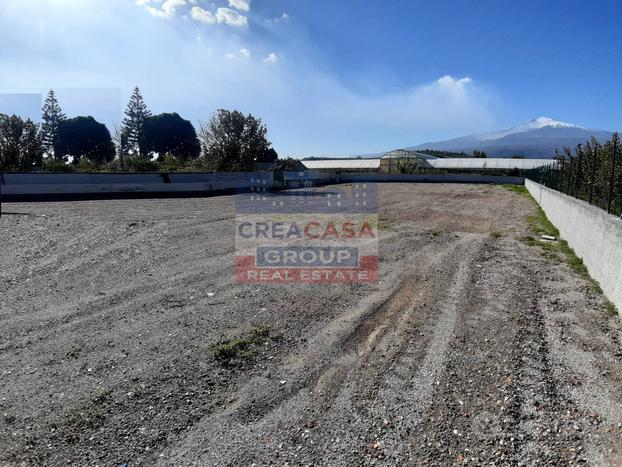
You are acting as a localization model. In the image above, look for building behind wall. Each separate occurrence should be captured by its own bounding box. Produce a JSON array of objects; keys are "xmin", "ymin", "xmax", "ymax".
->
[{"xmin": 301, "ymin": 149, "xmax": 555, "ymax": 176}]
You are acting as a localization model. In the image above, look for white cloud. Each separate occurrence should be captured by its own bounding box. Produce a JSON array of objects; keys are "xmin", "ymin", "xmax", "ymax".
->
[
  {"xmin": 0, "ymin": 1, "xmax": 498, "ymax": 156},
  {"xmin": 190, "ymin": 5, "xmax": 248, "ymax": 27},
  {"xmin": 191, "ymin": 6, "xmax": 216, "ymax": 24},
  {"xmin": 311, "ymin": 75, "xmax": 494, "ymax": 144},
  {"xmin": 215, "ymin": 7, "xmax": 248, "ymax": 27},
  {"xmin": 266, "ymin": 12, "xmax": 289, "ymax": 24},
  {"xmin": 436, "ymin": 75, "xmax": 471, "ymax": 90},
  {"xmin": 263, "ymin": 52, "xmax": 278, "ymax": 63},
  {"xmin": 225, "ymin": 49, "xmax": 251, "ymax": 60},
  {"xmin": 141, "ymin": 0, "xmax": 186, "ymax": 19},
  {"xmin": 228, "ymin": 0, "xmax": 251, "ymax": 12}
]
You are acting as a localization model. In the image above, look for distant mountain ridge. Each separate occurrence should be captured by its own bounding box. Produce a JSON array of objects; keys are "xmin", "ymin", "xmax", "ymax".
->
[{"xmin": 408, "ymin": 117, "xmax": 613, "ymax": 159}]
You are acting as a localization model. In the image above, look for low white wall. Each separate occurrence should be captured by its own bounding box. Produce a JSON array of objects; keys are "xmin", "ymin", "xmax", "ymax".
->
[
  {"xmin": 340, "ymin": 173, "xmax": 524, "ymax": 184},
  {"xmin": 525, "ymin": 179, "xmax": 622, "ymax": 311}
]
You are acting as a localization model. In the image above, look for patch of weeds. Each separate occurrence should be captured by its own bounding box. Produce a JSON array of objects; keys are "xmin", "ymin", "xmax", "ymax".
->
[
  {"xmin": 520, "ymin": 235, "xmax": 537, "ymax": 246},
  {"xmin": 605, "ymin": 300, "xmax": 618, "ymax": 317},
  {"xmin": 210, "ymin": 325, "xmax": 277, "ymax": 364},
  {"xmin": 63, "ymin": 407, "xmax": 107, "ymax": 443},
  {"xmin": 431, "ymin": 228, "xmax": 442, "ymax": 237},
  {"xmin": 248, "ymin": 324, "xmax": 272, "ymax": 341},
  {"xmin": 521, "ymin": 193, "xmax": 615, "ymax": 315},
  {"xmin": 92, "ymin": 388, "xmax": 113, "ymax": 405},
  {"xmin": 520, "ymin": 235, "xmax": 559, "ymax": 259},
  {"xmin": 541, "ymin": 250, "xmax": 561, "ymax": 262},
  {"xmin": 490, "ymin": 231, "xmax": 502, "ymax": 239},
  {"xmin": 377, "ymin": 217, "xmax": 395, "ymax": 231},
  {"xmin": 558, "ymin": 240, "xmax": 590, "ymax": 279},
  {"xmin": 526, "ymin": 206, "xmax": 559, "ymax": 238},
  {"xmin": 502, "ymin": 184, "xmax": 531, "ymax": 197}
]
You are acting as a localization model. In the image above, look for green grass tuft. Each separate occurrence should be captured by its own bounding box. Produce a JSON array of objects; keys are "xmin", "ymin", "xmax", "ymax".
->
[
  {"xmin": 210, "ymin": 325, "xmax": 277, "ymax": 363},
  {"xmin": 502, "ymin": 184, "xmax": 531, "ymax": 197},
  {"xmin": 526, "ymin": 207, "xmax": 560, "ymax": 238},
  {"xmin": 605, "ymin": 300, "xmax": 618, "ymax": 317},
  {"xmin": 377, "ymin": 217, "xmax": 395, "ymax": 231}
]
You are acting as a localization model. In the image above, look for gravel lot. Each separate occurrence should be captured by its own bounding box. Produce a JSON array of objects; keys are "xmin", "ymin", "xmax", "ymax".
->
[{"xmin": 1, "ymin": 183, "xmax": 621, "ymax": 466}]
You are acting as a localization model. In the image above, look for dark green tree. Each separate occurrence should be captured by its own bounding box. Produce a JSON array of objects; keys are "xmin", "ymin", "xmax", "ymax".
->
[
  {"xmin": 200, "ymin": 109, "xmax": 272, "ymax": 171},
  {"xmin": 56, "ymin": 116, "xmax": 115, "ymax": 164},
  {"xmin": 41, "ymin": 90, "xmax": 66, "ymax": 159},
  {"xmin": 256, "ymin": 147, "xmax": 279, "ymax": 164},
  {"xmin": 111, "ymin": 123, "xmax": 129, "ymax": 170},
  {"xmin": 0, "ymin": 114, "xmax": 43, "ymax": 171},
  {"xmin": 472, "ymin": 150, "xmax": 488, "ymax": 158},
  {"xmin": 0, "ymin": 114, "xmax": 22, "ymax": 170},
  {"xmin": 268, "ymin": 157, "xmax": 305, "ymax": 171},
  {"xmin": 19, "ymin": 119, "xmax": 44, "ymax": 169},
  {"xmin": 143, "ymin": 113, "xmax": 200, "ymax": 161},
  {"xmin": 122, "ymin": 87, "xmax": 151, "ymax": 158}
]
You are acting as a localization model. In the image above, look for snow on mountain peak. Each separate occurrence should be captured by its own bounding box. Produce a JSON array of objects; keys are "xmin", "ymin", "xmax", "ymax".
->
[
  {"xmin": 527, "ymin": 117, "xmax": 583, "ymax": 130},
  {"xmin": 476, "ymin": 117, "xmax": 584, "ymax": 141}
]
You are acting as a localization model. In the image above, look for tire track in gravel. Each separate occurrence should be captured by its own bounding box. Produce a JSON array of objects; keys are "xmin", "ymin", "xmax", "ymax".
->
[
  {"xmin": 344, "ymin": 235, "xmax": 485, "ymax": 464},
  {"xmin": 156, "ymin": 235, "xmax": 485, "ymax": 466},
  {"xmin": 4, "ymin": 185, "xmax": 622, "ymax": 466},
  {"xmin": 406, "ymin": 231, "xmax": 615, "ymax": 466}
]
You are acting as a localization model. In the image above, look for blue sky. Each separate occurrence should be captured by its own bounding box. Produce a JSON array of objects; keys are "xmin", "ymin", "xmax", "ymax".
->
[{"xmin": 0, "ymin": 0, "xmax": 621, "ymax": 156}]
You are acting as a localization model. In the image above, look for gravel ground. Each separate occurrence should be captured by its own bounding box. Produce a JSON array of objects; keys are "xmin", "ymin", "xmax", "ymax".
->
[{"xmin": 1, "ymin": 183, "xmax": 621, "ymax": 466}]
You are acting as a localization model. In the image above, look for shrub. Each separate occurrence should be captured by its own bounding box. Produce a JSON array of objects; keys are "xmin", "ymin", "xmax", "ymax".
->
[
  {"xmin": 43, "ymin": 158, "xmax": 74, "ymax": 173},
  {"xmin": 125, "ymin": 156, "xmax": 159, "ymax": 172}
]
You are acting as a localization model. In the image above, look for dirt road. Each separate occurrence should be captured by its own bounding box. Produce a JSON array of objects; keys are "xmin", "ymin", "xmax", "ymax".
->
[{"xmin": 1, "ymin": 183, "xmax": 621, "ymax": 465}]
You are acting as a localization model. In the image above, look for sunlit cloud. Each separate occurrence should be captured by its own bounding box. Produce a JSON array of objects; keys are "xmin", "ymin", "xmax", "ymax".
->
[
  {"xmin": 263, "ymin": 52, "xmax": 278, "ymax": 64},
  {"xmin": 190, "ymin": 6, "xmax": 216, "ymax": 24},
  {"xmin": 188, "ymin": 5, "xmax": 247, "ymax": 27},
  {"xmin": 266, "ymin": 12, "xmax": 289, "ymax": 24},
  {"xmin": 138, "ymin": 0, "xmax": 186, "ymax": 19},
  {"xmin": 0, "ymin": 0, "xmax": 498, "ymax": 156},
  {"xmin": 228, "ymin": 0, "xmax": 251, "ymax": 12},
  {"xmin": 215, "ymin": 7, "xmax": 248, "ymax": 27}
]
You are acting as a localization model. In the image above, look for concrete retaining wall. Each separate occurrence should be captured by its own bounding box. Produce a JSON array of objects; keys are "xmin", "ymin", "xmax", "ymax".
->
[
  {"xmin": 0, "ymin": 172, "xmax": 274, "ymax": 200},
  {"xmin": 525, "ymin": 179, "xmax": 622, "ymax": 311},
  {"xmin": 0, "ymin": 172, "xmax": 525, "ymax": 201}
]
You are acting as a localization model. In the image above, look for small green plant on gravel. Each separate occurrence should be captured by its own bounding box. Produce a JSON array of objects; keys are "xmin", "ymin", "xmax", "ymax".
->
[
  {"xmin": 490, "ymin": 231, "xmax": 502, "ymax": 239},
  {"xmin": 210, "ymin": 325, "xmax": 277, "ymax": 363},
  {"xmin": 377, "ymin": 217, "xmax": 395, "ymax": 231},
  {"xmin": 431, "ymin": 228, "xmax": 442, "ymax": 237},
  {"xmin": 520, "ymin": 234, "xmax": 559, "ymax": 257},
  {"xmin": 605, "ymin": 300, "xmax": 618, "ymax": 317},
  {"xmin": 64, "ymin": 408, "xmax": 106, "ymax": 433},
  {"xmin": 502, "ymin": 184, "xmax": 531, "ymax": 197}
]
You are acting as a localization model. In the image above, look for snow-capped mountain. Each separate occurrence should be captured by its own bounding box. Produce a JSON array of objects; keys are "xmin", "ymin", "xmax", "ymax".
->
[
  {"xmin": 410, "ymin": 117, "xmax": 612, "ymax": 158},
  {"xmin": 475, "ymin": 117, "xmax": 584, "ymax": 141}
]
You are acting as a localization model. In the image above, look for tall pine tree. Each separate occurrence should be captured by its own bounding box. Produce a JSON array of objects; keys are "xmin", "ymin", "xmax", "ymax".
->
[
  {"xmin": 122, "ymin": 87, "xmax": 151, "ymax": 158},
  {"xmin": 41, "ymin": 90, "xmax": 66, "ymax": 159}
]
